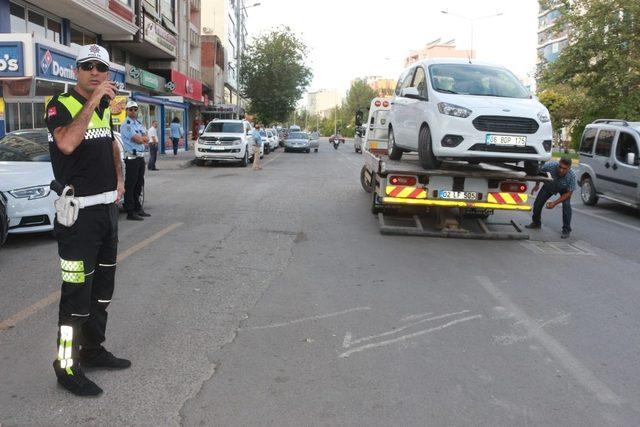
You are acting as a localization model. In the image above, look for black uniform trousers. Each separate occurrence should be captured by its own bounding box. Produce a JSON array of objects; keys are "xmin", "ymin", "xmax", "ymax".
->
[
  {"xmin": 148, "ymin": 144, "xmax": 158, "ymax": 170},
  {"xmin": 124, "ymin": 157, "xmax": 145, "ymax": 214},
  {"xmin": 54, "ymin": 203, "xmax": 118, "ymax": 369}
]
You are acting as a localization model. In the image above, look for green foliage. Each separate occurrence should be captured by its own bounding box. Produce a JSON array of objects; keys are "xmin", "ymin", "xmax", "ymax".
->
[
  {"xmin": 240, "ymin": 27, "xmax": 313, "ymax": 124},
  {"xmin": 538, "ymin": 0, "xmax": 640, "ymax": 147}
]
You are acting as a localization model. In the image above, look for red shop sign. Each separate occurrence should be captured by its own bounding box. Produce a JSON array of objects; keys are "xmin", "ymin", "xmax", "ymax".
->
[{"xmin": 170, "ymin": 70, "xmax": 202, "ymax": 101}]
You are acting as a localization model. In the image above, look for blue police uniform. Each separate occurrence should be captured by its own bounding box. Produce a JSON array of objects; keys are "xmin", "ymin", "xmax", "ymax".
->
[
  {"xmin": 121, "ymin": 118, "xmax": 146, "ymax": 154},
  {"xmin": 121, "ymin": 117, "xmax": 148, "ymax": 217}
]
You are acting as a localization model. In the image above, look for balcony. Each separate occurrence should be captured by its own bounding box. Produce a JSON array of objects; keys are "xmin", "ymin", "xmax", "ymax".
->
[
  {"xmin": 189, "ymin": 23, "xmax": 200, "ymax": 47},
  {"xmin": 190, "ymin": 0, "xmax": 200, "ymax": 12}
]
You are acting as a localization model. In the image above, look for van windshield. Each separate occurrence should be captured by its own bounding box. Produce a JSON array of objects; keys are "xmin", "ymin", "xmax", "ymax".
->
[
  {"xmin": 205, "ymin": 122, "xmax": 244, "ymax": 133},
  {"xmin": 429, "ymin": 64, "xmax": 530, "ymax": 99}
]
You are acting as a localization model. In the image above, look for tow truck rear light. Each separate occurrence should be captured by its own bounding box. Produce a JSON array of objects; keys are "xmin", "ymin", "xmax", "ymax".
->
[
  {"xmin": 389, "ymin": 175, "xmax": 417, "ymax": 186},
  {"xmin": 374, "ymin": 100, "xmax": 381, "ymax": 107},
  {"xmin": 382, "ymin": 100, "xmax": 389, "ymax": 107},
  {"xmin": 500, "ymin": 182, "xmax": 527, "ymax": 193}
]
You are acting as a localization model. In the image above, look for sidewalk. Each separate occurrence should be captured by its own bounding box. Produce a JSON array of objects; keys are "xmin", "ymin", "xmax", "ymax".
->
[{"xmin": 149, "ymin": 145, "xmax": 195, "ymax": 171}]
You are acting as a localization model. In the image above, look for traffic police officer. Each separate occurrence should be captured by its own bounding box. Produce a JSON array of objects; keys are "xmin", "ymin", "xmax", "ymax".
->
[
  {"xmin": 46, "ymin": 44, "xmax": 130, "ymax": 396},
  {"xmin": 120, "ymin": 100, "xmax": 151, "ymax": 220}
]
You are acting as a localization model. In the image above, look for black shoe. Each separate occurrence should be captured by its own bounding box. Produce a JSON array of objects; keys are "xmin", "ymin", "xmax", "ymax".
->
[
  {"xmin": 53, "ymin": 361, "xmax": 103, "ymax": 396},
  {"xmin": 136, "ymin": 210, "xmax": 151, "ymax": 217},
  {"xmin": 149, "ymin": 168, "xmax": 159, "ymax": 171},
  {"xmin": 80, "ymin": 347, "xmax": 132, "ymax": 370},
  {"xmin": 561, "ymin": 230, "xmax": 571, "ymax": 239},
  {"xmin": 126, "ymin": 213, "xmax": 144, "ymax": 221},
  {"xmin": 525, "ymin": 222, "xmax": 541, "ymax": 229}
]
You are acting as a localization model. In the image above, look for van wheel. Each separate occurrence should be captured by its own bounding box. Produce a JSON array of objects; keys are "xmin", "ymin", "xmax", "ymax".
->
[
  {"xmin": 388, "ymin": 127, "xmax": 403, "ymax": 160},
  {"xmin": 580, "ymin": 177, "xmax": 598, "ymax": 205},
  {"xmin": 194, "ymin": 158, "xmax": 204, "ymax": 166},
  {"xmin": 360, "ymin": 165, "xmax": 373, "ymax": 193},
  {"xmin": 418, "ymin": 125, "xmax": 440, "ymax": 169},
  {"xmin": 524, "ymin": 161, "xmax": 540, "ymax": 176}
]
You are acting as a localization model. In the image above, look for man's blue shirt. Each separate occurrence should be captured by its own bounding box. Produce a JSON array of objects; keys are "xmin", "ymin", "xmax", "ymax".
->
[
  {"xmin": 541, "ymin": 161, "xmax": 577, "ymax": 193},
  {"xmin": 251, "ymin": 129, "xmax": 262, "ymax": 146},
  {"xmin": 121, "ymin": 118, "xmax": 146, "ymax": 153}
]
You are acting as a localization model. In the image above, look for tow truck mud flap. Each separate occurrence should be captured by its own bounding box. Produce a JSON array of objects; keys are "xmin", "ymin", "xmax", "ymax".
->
[{"xmin": 377, "ymin": 210, "xmax": 529, "ymax": 240}]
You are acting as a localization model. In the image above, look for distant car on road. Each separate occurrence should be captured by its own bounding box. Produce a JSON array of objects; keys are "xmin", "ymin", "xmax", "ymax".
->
[
  {"xmin": 0, "ymin": 129, "xmax": 56, "ymax": 234},
  {"xmin": 284, "ymin": 131, "xmax": 311, "ymax": 153},
  {"xmin": 195, "ymin": 119, "xmax": 260, "ymax": 166},
  {"xmin": 577, "ymin": 119, "xmax": 640, "ymax": 209},
  {"xmin": 329, "ymin": 134, "xmax": 345, "ymax": 144}
]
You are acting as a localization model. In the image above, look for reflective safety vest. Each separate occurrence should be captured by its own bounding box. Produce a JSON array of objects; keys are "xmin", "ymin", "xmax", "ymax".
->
[{"xmin": 47, "ymin": 94, "xmax": 112, "ymax": 142}]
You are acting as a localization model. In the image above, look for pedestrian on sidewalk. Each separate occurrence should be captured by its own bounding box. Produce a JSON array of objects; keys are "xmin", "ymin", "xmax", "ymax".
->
[
  {"xmin": 45, "ymin": 44, "xmax": 130, "ymax": 397},
  {"xmin": 251, "ymin": 123, "xmax": 263, "ymax": 170},
  {"xmin": 121, "ymin": 100, "xmax": 151, "ymax": 221},
  {"xmin": 526, "ymin": 157, "xmax": 576, "ymax": 239},
  {"xmin": 170, "ymin": 117, "xmax": 184, "ymax": 156},
  {"xmin": 147, "ymin": 120, "xmax": 159, "ymax": 171}
]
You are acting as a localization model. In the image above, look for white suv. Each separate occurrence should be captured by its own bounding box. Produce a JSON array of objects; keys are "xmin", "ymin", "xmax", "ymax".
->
[
  {"xmin": 388, "ymin": 59, "xmax": 552, "ymax": 175},
  {"xmin": 195, "ymin": 119, "xmax": 254, "ymax": 166}
]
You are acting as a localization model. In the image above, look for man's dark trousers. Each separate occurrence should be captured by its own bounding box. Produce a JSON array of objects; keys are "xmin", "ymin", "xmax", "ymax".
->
[
  {"xmin": 54, "ymin": 204, "xmax": 118, "ymax": 367},
  {"xmin": 124, "ymin": 157, "xmax": 145, "ymax": 213},
  {"xmin": 531, "ymin": 183, "xmax": 572, "ymax": 233},
  {"xmin": 148, "ymin": 144, "xmax": 158, "ymax": 170}
]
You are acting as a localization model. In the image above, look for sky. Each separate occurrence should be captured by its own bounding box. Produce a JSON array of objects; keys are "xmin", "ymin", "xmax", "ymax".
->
[{"xmin": 245, "ymin": 0, "xmax": 540, "ymax": 98}]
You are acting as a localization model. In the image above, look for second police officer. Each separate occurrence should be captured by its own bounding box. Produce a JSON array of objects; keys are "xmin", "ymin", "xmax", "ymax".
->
[{"xmin": 120, "ymin": 100, "xmax": 151, "ymax": 221}]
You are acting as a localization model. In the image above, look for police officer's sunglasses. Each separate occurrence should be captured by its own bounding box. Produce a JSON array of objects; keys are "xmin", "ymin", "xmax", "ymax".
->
[
  {"xmin": 128, "ymin": 107, "xmax": 138, "ymax": 111},
  {"xmin": 77, "ymin": 61, "xmax": 109, "ymax": 73}
]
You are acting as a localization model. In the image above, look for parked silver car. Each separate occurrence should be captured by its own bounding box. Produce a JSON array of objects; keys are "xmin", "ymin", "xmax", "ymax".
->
[
  {"xmin": 284, "ymin": 132, "xmax": 311, "ymax": 153},
  {"xmin": 577, "ymin": 119, "xmax": 640, "ymax": 209}
]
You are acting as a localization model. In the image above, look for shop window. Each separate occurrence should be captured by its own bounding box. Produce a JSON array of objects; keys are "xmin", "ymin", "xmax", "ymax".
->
[
  {"xmin": 27, "ymin": 10, "xmax": 46, "ymax": 38},
  {"xmin": 19, "ymin": 103, "xmax": 33, "ymax": 130},
  {"xmin": 35, "ymin": 80, "xmax": 65, "ymax": 96},
  {"xmin": 47, "ymin": 19, "xmax": 62, "ymax": 43},
  {"xmin": 6, "ymin": 103, "xmax": 19, "ymax": 132},
  {"xmin": 10, "ymin": 2, "xmax": 26, "ymax": 32},
  {"xmin": 33, "ymin": 104, "xmax": 46, "ymax": 128}
]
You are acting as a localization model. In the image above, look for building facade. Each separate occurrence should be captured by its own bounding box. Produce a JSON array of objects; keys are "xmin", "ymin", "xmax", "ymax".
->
[
  {"xmin": 404, "ymin": 39, "xmax": 474, "ymax": 67},
  {"xmin": 307, "ymin": 89, "xmax": 342, "ymax": 118},
  {"xmin": 0, "ymin": 0, "xmax": 206, "ymax": 152},
  {"xmin": 537, "ymin": 1, "xmax": 568, "ymax": 66}
]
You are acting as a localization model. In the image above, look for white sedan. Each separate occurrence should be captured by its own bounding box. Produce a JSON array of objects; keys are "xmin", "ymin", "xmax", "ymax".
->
[{"xmin": 0, "ymin": 129, "xmax": 56, "ymax": 234}]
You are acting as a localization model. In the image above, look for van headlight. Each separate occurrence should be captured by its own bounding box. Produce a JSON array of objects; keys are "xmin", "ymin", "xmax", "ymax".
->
[
  {"xmin": 438, "ymin": 102, "xmax": 472, "ymax": 118},
  {"xmin": 538, "ymin": 110, "xmax": 551, "ymax": 123},
  {"xmin": 9, "ymin": 185, "xmax": 51, "ymax": 200}
]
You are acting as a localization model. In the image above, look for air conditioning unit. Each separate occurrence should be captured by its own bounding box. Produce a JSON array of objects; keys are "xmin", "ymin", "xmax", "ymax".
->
[{"xmin": 203, "ymin": 27, "xmax": 213, "ymax": 34}]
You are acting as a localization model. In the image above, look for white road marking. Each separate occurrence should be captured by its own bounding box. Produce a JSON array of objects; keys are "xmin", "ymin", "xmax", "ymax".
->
[
  {"xmin": 573, "ymin": 207, "xmax": 640, "ymax": 233},
  {"xmin": 476, "ymin": 276, "xmax": 623, "ymax": 407},
  {"xmin": 248, "ymin": 307, "xmax": 371, "ymax": 330},
  {"xmin": 343, "ymin": 310, "xmax": 471, "ymax": 348},
  {"xmin": 339, "ymin": 315, "xmax": 482, "ymax": 358},
  {"xmin": 400, "ymin": 312, "xmax": 433, "ymax": 322}
]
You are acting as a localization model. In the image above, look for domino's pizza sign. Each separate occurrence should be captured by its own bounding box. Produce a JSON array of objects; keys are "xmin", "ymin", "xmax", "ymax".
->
[
  {"xmin": 36, "ymin": 44, "xmax": 76, "ymax": 82},
  {"xmin": 0, "ymin": 42, "xmax": 24, "ymax": 77}
]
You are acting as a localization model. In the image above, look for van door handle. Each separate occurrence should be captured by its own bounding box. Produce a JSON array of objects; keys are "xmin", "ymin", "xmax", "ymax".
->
[
  {"xmin": 605, "ymin": 162, "xmax": 610, "ymax": 168},
  {"xmin": 612, "ymin": 163, "xmax": 618, "ymax": 170}
]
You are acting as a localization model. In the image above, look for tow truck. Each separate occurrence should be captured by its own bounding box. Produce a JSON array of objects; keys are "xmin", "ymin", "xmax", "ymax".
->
[{"xmin": 357, "ymin": 98, "xmax": 551, "ymax": 239}]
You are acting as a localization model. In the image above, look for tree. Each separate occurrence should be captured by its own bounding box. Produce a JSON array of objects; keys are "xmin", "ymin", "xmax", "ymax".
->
[
  {"xmin": 538, "ymin": 0, "xmax": 640, "ymax": 147},
  {"xmin": 537, "ymin": 85, "xmax": 588, "ymax": 149},
  {"xmin": 240, "ymin": 27, "xmax": 312, "ymax": 124}
]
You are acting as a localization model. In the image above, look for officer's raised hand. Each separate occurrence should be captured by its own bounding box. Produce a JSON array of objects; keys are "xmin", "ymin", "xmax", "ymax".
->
[{"xmin": 88, "ymin": 81, "xmax": 118, "ymax": 108}]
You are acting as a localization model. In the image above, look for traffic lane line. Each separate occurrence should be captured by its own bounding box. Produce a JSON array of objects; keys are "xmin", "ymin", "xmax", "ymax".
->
[
  {"xmin": 573, "ymin": 207, "xmax": 640, "ymax": 233},
  {"xmin": 476, "ymin": 275, "xmax": 624, "ymax": 407},
  {"xmin": 0, "ymin": 222, "xmax": 183, "ymax": 332}
]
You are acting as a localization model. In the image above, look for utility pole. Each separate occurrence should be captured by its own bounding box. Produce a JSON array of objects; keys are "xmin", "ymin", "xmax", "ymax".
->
[
  {"xmin": 334, "ymin": 107, "xmax": 337, "ymax": 135},
  {"xmin": 235, "ymin": 0, "xmax": 242, "ymax": 119}
]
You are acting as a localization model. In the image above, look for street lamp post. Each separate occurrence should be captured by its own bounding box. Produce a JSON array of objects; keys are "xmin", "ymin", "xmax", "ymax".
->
[
  {"xmin": 235, "ymin": 1, "xmax": 261, "ymax": 120},
  {"xmin": 440, "ymin": 10, "xmax": 503, "ymax": 61}
]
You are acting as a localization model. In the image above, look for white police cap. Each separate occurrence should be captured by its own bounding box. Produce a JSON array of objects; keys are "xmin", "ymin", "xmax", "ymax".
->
[{"xmin": 76, "ymin": 44, "xmax": 110, "ymax": 66}]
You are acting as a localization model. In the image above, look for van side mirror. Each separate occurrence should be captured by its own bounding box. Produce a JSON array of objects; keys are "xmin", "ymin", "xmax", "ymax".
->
[
  {"xmin": 628, "ymin": 152, "xmax": 637, "ymax": 166},
  {"xmin": 401, "ymin": 86, "xmax": 425, "ymax": 100}
]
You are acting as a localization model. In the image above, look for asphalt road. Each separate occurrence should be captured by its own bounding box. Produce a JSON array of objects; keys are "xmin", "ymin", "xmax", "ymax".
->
[{"xmin": 1, "ymin": 138, "xmax": 640, "ymax": 426}]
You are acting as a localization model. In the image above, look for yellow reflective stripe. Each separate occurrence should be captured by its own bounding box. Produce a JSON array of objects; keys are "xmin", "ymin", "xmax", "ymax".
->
[
  {"xmin": 56, "ymin": 94, "xmax": 111, "ymax": 128},
  {"xmin": 397, "ymin": 187, "xmax": 414, "ymax": 198},
  {"xmin": 58, "ymin": 326, "xmax": 74, "ymax": 375},
  {"xmin": 60, "ymin": 259, "xmax": 84, "ymax": 272},
  {"xmin": 61, "ymin": 271, "xmax": 84, "ymax": 283},
  {"xmin": 382, "ymin": 197, "xmax": 532, "ymax": 211}
]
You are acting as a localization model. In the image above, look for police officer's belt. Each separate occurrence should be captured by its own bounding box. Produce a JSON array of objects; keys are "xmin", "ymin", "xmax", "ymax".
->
[
  {"xmin": 76, "ymin": 190, "xmax": 118, "ymax": 208},
  {"xmin": 125, "ymin": 151, "xmax": 145, "ymax": 159}
]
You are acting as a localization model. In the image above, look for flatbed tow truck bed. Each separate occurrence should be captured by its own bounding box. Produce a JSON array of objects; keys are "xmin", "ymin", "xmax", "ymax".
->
[{"xmin": 360, "ymin": 151, "xmax": 552, "ymax": 240}]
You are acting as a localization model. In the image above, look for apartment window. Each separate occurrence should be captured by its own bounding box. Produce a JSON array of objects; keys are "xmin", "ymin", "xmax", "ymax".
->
[
  {"xmin": 27, "ymin": 10, "xmax": 46, "ymax": 38},
  {"xmin": 47, "ymin": 19, "xmax": 61, "ymax": 43},
  {"xmin": 161, "ymin": 0, "xmax": 175, "ymax": 24},
  {"xmin": 9, "ymin": 3, "xmax": 26, "ymax": 32},
  {"xmin": 70, "ymin": 26, "xmax": 98, "ymax": 49},
  {"xmin": 116, "ymin": 0, "xmax": 132, "ymax": 5}
]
